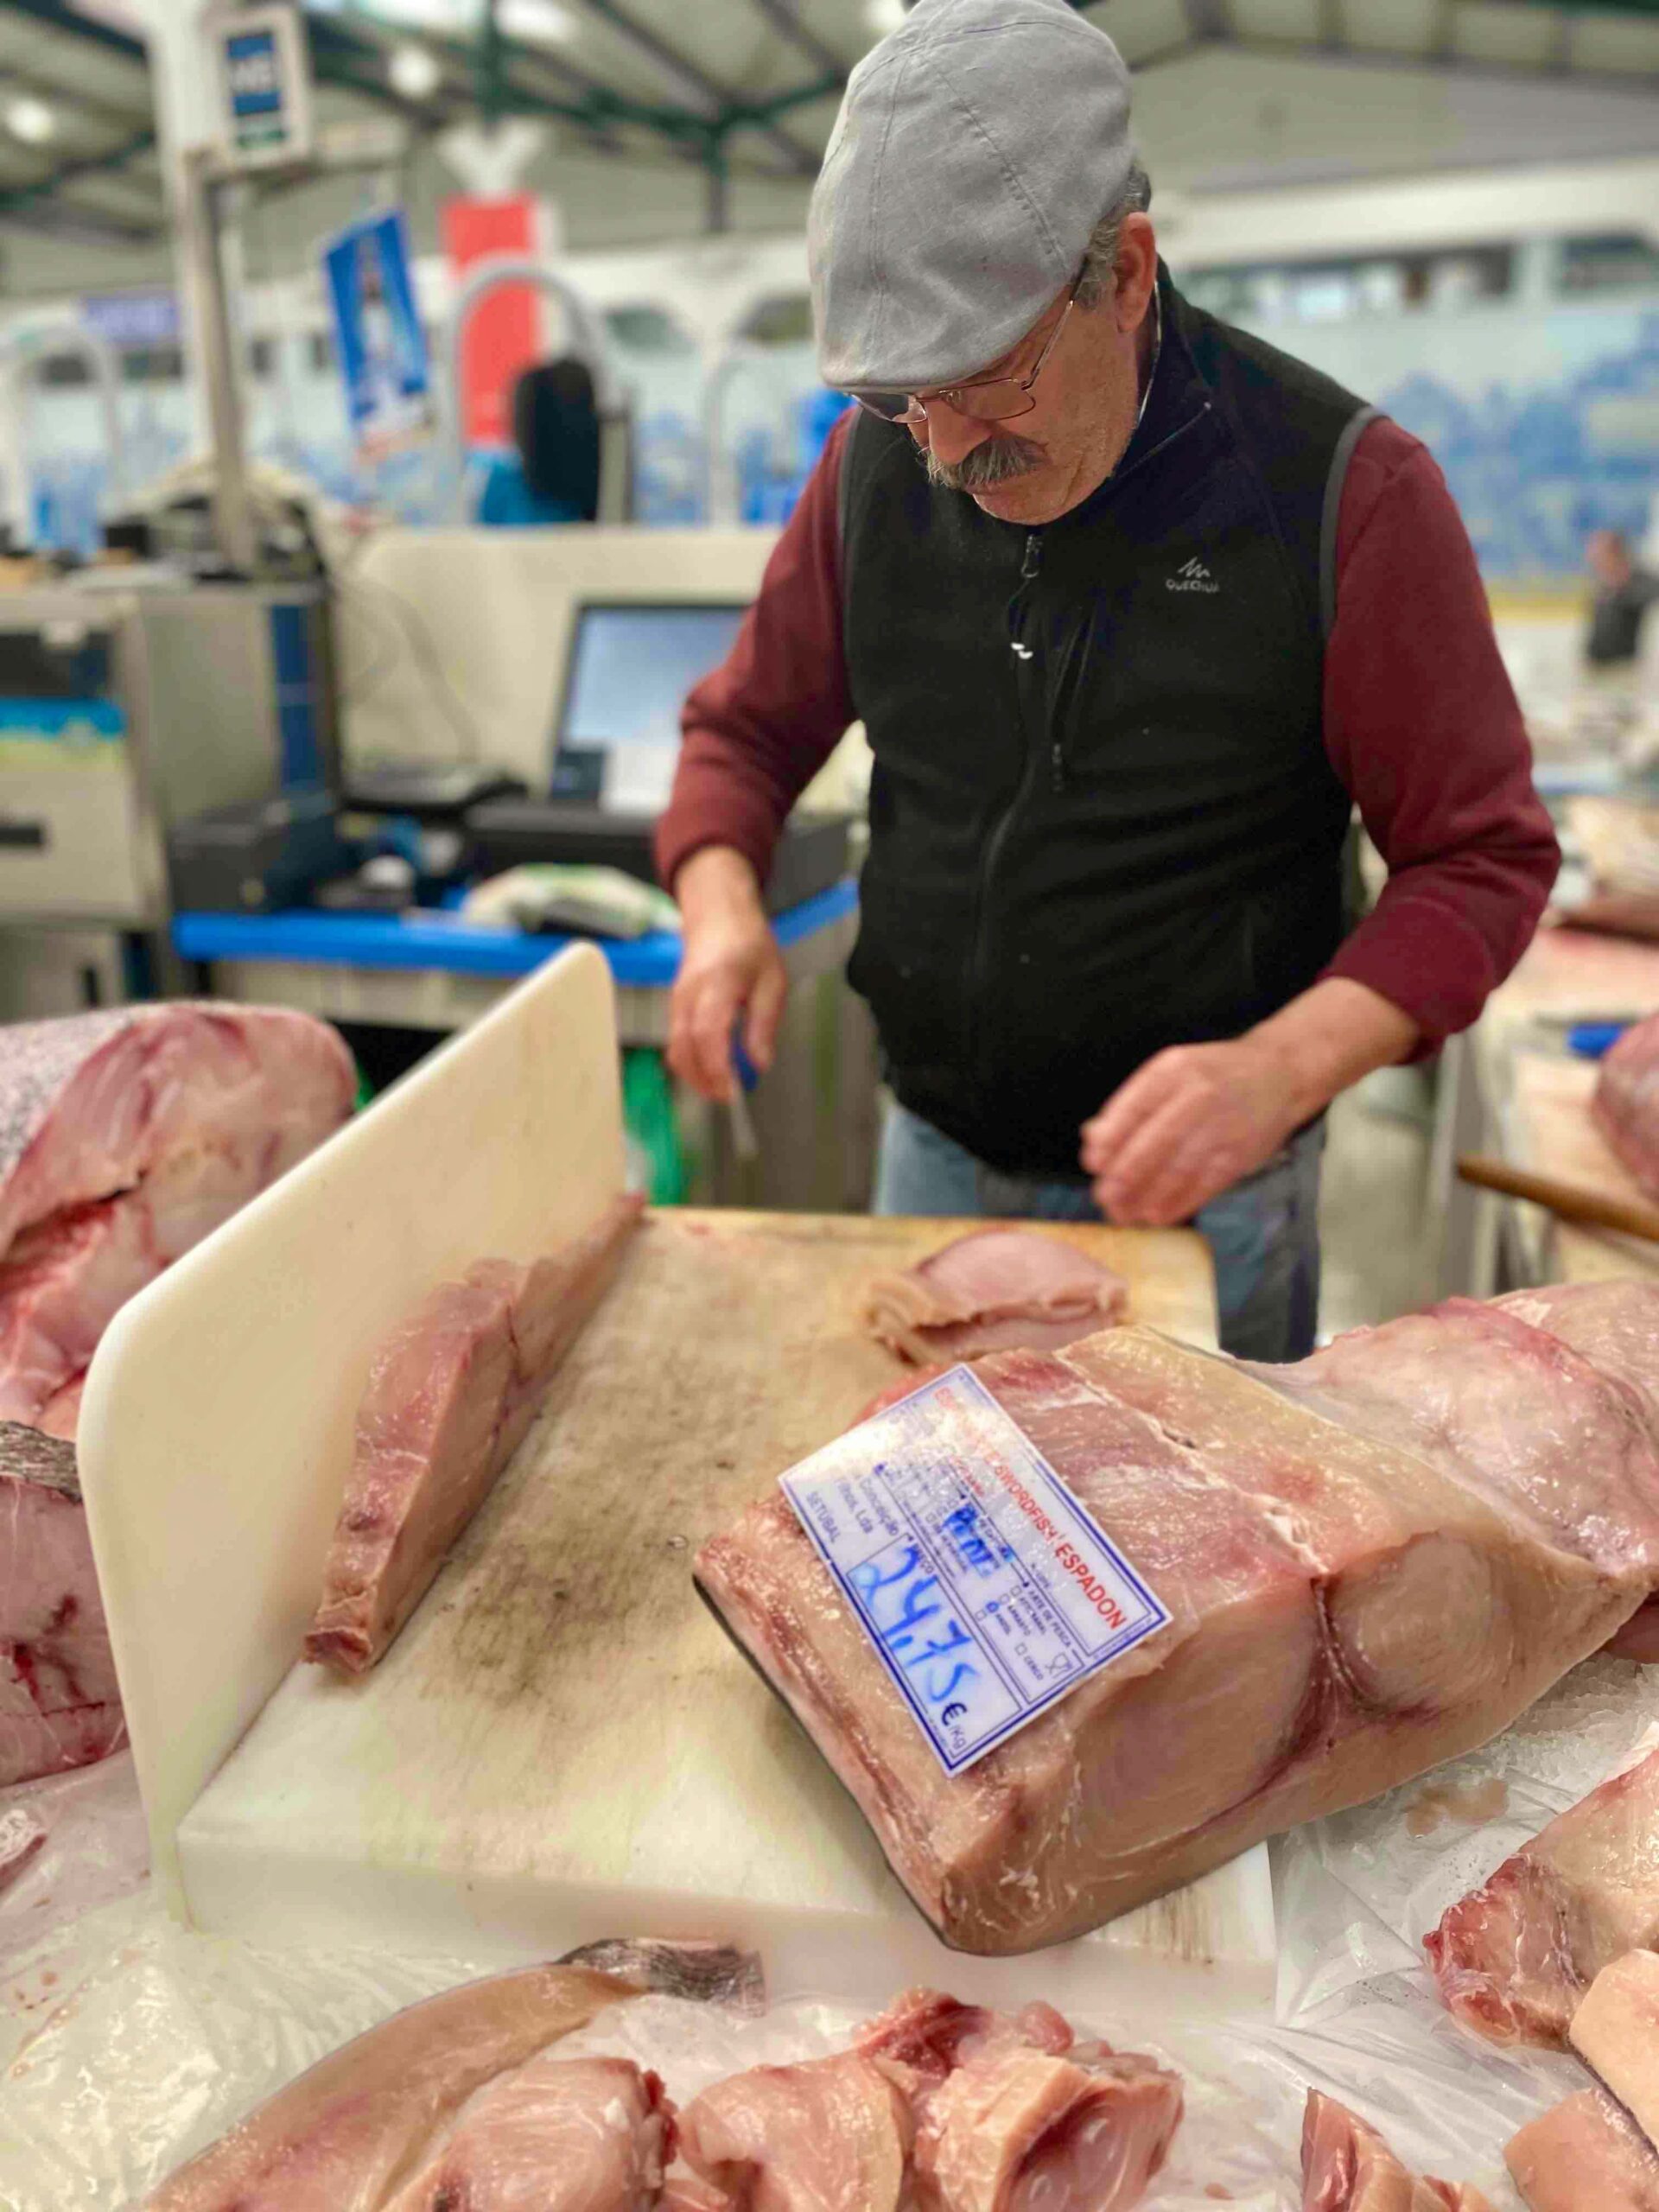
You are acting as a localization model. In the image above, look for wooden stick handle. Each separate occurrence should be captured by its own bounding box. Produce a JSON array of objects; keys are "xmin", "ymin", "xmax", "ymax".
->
[{"xmin": 1456, "ymin": 1154, "xmax": 1659, "ymax": 1246}]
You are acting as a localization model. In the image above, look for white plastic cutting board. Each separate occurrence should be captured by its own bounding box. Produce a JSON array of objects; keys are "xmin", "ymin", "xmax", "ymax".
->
[{"xmin": 77, "ymin": 942, "xmax": 627, "ymax": 1917}]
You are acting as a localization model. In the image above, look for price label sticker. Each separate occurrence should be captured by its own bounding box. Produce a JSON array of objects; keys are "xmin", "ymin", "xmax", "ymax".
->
[{"xmin": 779, "ymin": 1363, "xmax": 1171, "ymax": 1777}]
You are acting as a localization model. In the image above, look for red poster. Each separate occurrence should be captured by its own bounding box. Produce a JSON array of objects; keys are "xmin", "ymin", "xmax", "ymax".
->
[{"xmin": 440, "ymin": 195, "xmax": 550, "ymax": 447}]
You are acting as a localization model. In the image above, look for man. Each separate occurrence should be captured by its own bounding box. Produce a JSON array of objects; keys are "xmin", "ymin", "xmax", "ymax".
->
[
  {"xmin": 656, "ymin": 0, "xmax": 1558, "ymax": 1360},
  {"xmin": 1585, "ymin": 527, "xmax": 1659, "ymax": 671}
]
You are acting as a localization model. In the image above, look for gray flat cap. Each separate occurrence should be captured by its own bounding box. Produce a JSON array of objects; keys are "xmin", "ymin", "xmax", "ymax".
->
[{"xmin": 810, "ymin": 0, "xmax": 1135, "ymax": 393}]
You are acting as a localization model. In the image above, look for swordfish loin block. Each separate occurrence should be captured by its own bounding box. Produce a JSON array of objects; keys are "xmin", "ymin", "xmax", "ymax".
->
[
  {"xmin": 1506, "ymin": 2089, "xmax": 1659, "ymax": 2211},
  {"xmin": 1571, "ymin": 1948, "xmax": 1659, "ymax": 2150},
  {"xmin": 1595, "ymin": 1013, "xmax": 1659, "ymax": 1203},
  {"xmin": 306, "ymin": 1192, "xmax": 645, "ymax": 1675},
  {"xmin": 696, "ymin": 1288, "xmax": 1659, "ymax": 1955},
  {"xmin": 0, "ymin": 1419, "xmax": 124, "ymax": 1788}
]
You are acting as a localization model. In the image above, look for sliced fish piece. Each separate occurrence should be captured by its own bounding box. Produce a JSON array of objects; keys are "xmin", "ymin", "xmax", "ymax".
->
[
  {"xmin": 1571, "ymin": 1948, "xmax": 1659, "ymax": 2152},
  {"xmin": 305, "ymin": 1193, "xmax": 644, "ymax": 1675},
  {"xmin": 860, "ymin": 1229, "xmax": 1128, "ymax": 1366},
  {"xmin": 1300, "ymin": 2092, "xmax": 1494, "ymax": 2209},
  {"xmin": 1507, "ymin": 2088, "xmax": 1659, "ymax": 2210},
  {"xmin": 1426, "ymin": 1744, "xmax": 1659, "ymax": 2048},
  {"xmin": 382, "ymin": 2054, "xmax": 672, "ymax": 2212},
  {"xmin": 0, "ymin": 1419, "xmax": 123, "ymax": 1788},
  {"xmin": 678, "ymin": 2052, "xmax": 912, "ymax": 2212},
  {"xmin": 143, "ymin": 1945, "xmax": 747, "ymax": 2211},
  {"xmin": 914, "ymin": 2040, "xmax": 1181, "ymax": 2212}
]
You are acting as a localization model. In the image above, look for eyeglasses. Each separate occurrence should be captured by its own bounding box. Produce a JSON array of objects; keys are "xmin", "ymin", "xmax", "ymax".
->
[{"xmin": 852, "ymin": 285, "xmax": 1078, "ymax": 427}]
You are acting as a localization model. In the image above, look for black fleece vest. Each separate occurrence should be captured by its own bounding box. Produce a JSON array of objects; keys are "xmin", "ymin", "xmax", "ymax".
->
[{"xmin": 839, "ymin": 272, "xmax": 1376, "ymax": 1176}]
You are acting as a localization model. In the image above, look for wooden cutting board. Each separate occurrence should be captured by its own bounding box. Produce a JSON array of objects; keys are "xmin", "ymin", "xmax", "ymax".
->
[
  {"xmin": 1509, "ymin": 1052, "xmax": 1659, "ymax": 1283},
  {"xmin": 175, "ymin": 1209, "xmax": 1274, "ymax": 2013}
]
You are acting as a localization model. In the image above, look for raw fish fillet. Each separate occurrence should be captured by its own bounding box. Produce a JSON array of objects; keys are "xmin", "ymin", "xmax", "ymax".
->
[
  {"xmin": 1506, "ymin": 2088, "xmax": 1659, "ymax": 2210},
  {"xmin": 1300, "ymin": 2092, "xmax": 1493, "ymax": 2209},
  {"xmin": 0, "ymin": 1419, "xmax": 123, "ymax": 1787},
  {"xmin": 144, "ymin": 1942, "xmax": 757, "ymax": 2211},
  {"xmin": 677, "ymin": 2053, "xmax": 913, "ymax": 2212},
  {"xmin": 306, "ymin": 1193, "xmax": 645, "ymax": 1675},
  {"xmin": 861, "ymin": 1229, "xmax": 1128, "ymax": 1365},
  {"xmin": 0, "ymin": 1004, "xmax": 353, "ymax": 1433},
  {"xmin": 1571, "ymin": 1947, "xmax": 1659, "ymax": 2149},
  {"xmin": 383, "ymin": 2055, "xmax": 672, "ymax": 2211},
  {"xmin": 913, "ymin": 2040, "xmax": 1182, "ymax": 2212},
  {"xmin": 1425, "ymin": 1743, "xmax": 1659, "ymax": 2048},
  {"xmin": 698, "ymin": 1287, "xmax": 1659, "ymax": 1952},
  {"xmin": 1596, "ymin": 1012, "xmax": 1659, "ymax": 1200}
]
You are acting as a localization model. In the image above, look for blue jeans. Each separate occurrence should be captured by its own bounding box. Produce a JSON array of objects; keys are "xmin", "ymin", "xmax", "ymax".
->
[{"xmin": 873, "ymin": 1101, "xmax": 1324, "ymax": 1362}]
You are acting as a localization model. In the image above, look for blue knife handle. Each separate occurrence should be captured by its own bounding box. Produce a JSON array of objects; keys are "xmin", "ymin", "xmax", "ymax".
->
[{"xmin": 1567, "ymin": 1022, "xmax": 1629, "ymax": 1060}]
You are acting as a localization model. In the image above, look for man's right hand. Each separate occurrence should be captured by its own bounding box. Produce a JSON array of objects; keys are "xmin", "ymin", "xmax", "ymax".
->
[{"xmin": 667, "ymin": 847, "xmax": 789, "ymax": 1103}]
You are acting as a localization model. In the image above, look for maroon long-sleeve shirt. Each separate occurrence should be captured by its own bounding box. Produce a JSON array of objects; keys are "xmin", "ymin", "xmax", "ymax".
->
[{"xmin": 658, "ymin": 410, "xmax": 1558, "ymax": 1052}]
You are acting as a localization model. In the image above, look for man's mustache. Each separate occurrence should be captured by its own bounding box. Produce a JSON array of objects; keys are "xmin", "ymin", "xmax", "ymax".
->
[{"xmin": 924, "ymin": 432, "xmax": 1045, "ymax": 493}]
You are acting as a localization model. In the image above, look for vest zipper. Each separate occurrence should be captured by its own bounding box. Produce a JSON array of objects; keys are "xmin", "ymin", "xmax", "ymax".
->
[
  {"xmin": 966, "ymin": 531, "xmax": 1046, "ymax": 1091},
  {"xmin": 1047, "ymin": 402, "xmax": 1215, "ymax": 795}
]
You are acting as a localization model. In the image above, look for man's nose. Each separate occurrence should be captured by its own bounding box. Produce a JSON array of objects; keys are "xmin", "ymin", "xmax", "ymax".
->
[{"xmin": 917, "ymin": 402, "xmax": 993, "ymax": 468}]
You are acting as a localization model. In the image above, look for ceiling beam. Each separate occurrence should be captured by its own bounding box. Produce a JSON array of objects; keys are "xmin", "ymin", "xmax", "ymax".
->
[
  {"xmin": 567, "ymin": 0, "xmax": 818, "ymax": 171},
  {"xmin": 0, "ymin": 118, "xmax": 157, "ymax": 238},
  {"xmin": 0, "ymin": 0, "xmax": 146, "ymax": 61},
  {"xmin": 747, "ymin": 0, "xmax": 849, "ymax": 82}
]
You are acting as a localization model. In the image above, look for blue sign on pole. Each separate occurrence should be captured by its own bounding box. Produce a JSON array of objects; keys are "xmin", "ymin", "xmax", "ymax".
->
[{"xmin": 322, "ymin": 208, "xmax": 433, "ymax": 461}]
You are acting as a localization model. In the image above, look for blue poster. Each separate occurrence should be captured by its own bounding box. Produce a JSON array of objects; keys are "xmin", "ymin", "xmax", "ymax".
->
[{"xmin": 322, "ymin": 209, "xmax": 432, "ymax": 459}]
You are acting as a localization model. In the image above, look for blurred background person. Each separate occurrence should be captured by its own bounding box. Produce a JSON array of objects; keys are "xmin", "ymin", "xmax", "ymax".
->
[{"xmin": 476, "ymin": 356, "xmax": 601, "ymax": 528}]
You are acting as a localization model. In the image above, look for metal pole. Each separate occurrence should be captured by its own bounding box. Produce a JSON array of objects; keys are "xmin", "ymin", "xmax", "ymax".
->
[
  {"xmin": 705, "ymin": 131, "xmax": 729, "ymax": 236},
  {"xmin": 180, "ymin": 144, "xmax": 260, "ymax": 575}
]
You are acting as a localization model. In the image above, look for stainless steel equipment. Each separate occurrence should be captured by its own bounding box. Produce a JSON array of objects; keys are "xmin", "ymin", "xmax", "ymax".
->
[{"xmin": 0, "ymin": 582, "xmax": 337, "ymax": 935}]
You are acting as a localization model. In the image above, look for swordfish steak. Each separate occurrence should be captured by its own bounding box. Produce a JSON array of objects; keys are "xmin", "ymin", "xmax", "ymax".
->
[
  {"xmin": 696, "ymin": 1284, "xmax": 1659, "ymax": 1955},
  {"xmin": 0, "ymin": 1418, "xmax": 123, "ymax": 1787}
]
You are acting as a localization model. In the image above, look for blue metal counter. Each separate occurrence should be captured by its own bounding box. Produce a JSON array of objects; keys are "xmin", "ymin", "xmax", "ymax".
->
[{"xmin": 174, "ymin": 879, "xmax": 859, "ymax": 987}]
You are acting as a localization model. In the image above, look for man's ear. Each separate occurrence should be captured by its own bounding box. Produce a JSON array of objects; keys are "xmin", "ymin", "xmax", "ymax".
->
[{"xmin": 1116, "ymin": 213, "xmax": 1159, "ymax": 334}]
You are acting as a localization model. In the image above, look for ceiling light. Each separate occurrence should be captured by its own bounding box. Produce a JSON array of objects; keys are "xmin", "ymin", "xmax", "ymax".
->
[
  {"xmin": 372, "ymin": 0, "xmax": 474, "ymax": 30},
  {"xmin": 863, "ymin": 0, "xmax": 906, "ymax": 35},
  {"xmin": 500, "ymin": 0, "xmax": 575, "ymax": 42},
  {"xmin": 4, "ymin": 97, "xmax": 57, "ymax": 146},
  {"xmin": 389, "ymin": 41, "xmax": 443, "ymax": 99}
]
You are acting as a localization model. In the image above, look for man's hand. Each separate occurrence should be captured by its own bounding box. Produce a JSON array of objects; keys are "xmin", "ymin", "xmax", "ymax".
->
[
  {"xmin": 1080, "ymin": 977, "xmax": 1420, "ymax": 1224},
  {"xmin": 667, "ymin": 847, "xmax": 788, "ymax": 1103}
]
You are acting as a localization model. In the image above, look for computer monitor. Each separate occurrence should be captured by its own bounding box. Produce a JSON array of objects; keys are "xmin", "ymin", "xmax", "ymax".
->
[{"xmin": 550, "ymin": 599, "xmax": 747, "ymax": 810}]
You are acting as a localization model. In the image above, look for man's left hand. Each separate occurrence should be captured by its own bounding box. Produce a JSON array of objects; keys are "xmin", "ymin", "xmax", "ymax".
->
[
  {"xmin": 1078, "ymin": 977, "xmax": 1421, "ymax": 1226},
  {"xmin": 1079, "ymin": 1037, "xmax": 1298, "ymax": 1226}
]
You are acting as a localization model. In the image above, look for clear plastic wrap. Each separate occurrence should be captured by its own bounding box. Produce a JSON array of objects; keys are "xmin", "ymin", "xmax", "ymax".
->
[
  {"xmin": 0, "ymin": 1749, "xmax": 149, "ymax": 1967},
  {"xmin": 6, "ymin": 1668, "xmax": 1657, "ymax": 2209}
]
